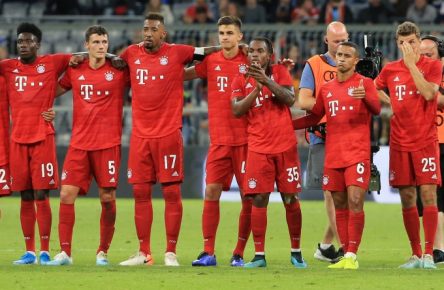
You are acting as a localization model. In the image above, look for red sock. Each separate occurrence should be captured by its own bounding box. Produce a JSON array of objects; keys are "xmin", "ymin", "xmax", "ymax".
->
[
  {"xmin": 422, "ymin": 205, "xmax": 438, "ymax": 255},
  {"xmin": 20, "ymin": 200, "xmax": 36, "ymax": 252},
  {"xmin": 347, "ymin": 211, "xmax": 365, "ymax": 254},
  {"xmin": 251, "ymin": 206, "xmax": 267, "ymax": 253},
  {"xmin": 284, "ymin": 200, "xmax": 302, "ymax": 249},
  {"xmin": 163, "ymin": 183, "xmax": 182, "ymax": 253},
  {"xmin": 335, "ymin": 208, "xmax": 349, "ymax": 252},
  {"xmin": 35, "ymin": 198, "xmax": 52, "ymax": 252},
  {"xmin": 133, "ymin": 183, "xmax": 153, "ymax": 256},
  {"xmin": 98, "ymin": 200, "xmax": 116, "ymax": 254},
  {"xmin": 59, "ymin": 203, "xmax": 75, "ymax": 256},
  {"xmin": 233, "ymin": 199, "xmax": 252, "ymax": 256},
  {"xmin": 202, "ymin": 200, "xmax": 219, "ymax": 255},
  {"xmin": 402, "ymin": 206, "xmax": 422, "ymax": 257}
]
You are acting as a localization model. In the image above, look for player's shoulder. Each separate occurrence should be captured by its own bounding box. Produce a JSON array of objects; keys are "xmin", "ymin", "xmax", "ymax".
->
[
  {"xmin": 420, "ymin": 55, "xmax": 441, "ymax": 67},
  {"xmin": 382, "ymin": 59, "xmax": 402, "ymax": 70}
]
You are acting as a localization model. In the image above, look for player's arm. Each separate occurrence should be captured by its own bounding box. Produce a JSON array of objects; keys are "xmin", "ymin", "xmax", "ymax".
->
[
  {"xmin": 359, "ymin": 79, "xmax": 382, "ymax": 115},
  {"xmin": 55, "ymin": 84, "xmax": 68, "ymax": 98},
  {"xmin": 292, "ymin": 95, "xmax": 324, "ymax": 129},
  {"xmin": 193, "ymin": 46, "xmax": 221, "ymax": 61},
  {"xmin": 298, "ymin": 63, "xmax": 316, "ymax": 110},
  {"xmin": 231, "ymin": 76, "xmax": 259, "ymax": 117},
  {"xmin": 41, "ymin": 108, "xmax": 55, "ymax": 122},
  {"xmin": 184, "ymin": 66, "xmax": 199, "ymax": 81}
]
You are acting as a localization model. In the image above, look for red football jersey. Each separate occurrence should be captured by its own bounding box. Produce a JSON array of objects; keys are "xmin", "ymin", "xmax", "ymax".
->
[
  {"xmin": 375, "ymin": 56, "xmax": 442, "ymax": 151},
  {"xmin": 0, "ymin": 76, "xmax": 8, "ymax": 166},
  {"xmin": 231, "ymin": 64, "xmax": 296, "ymax": 154},
  {"xmin": 121, "ymin": 42, "xmax": 194, "ymax": 138},
  {"xmin": 0, "ymin": 54, "xmax": 70, "ymax": 143},
  {"xmin": 59, "ymin": 60, "xmax": 129, "ymax": 150},
  {"xmin": 295, "ymin": 73, "xmax": 381, "ymax": 168},
  {"xmin": 195, "ymin": 51, "xmax": 248, "ymax": 146}
]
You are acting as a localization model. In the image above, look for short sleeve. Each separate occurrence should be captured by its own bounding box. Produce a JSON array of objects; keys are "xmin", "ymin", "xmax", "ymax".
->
[
  {"xmin": 174, "ymin": 44, "xmax": 195, "ymax": 65},
  {"xmin": 194, "ymin": 57, "xmax": 208, "ymax": 79},
  {"xmin": 231, "ymin": 76, "xmax": 245, "ymax": 100},
  {"xmin": 51, "ymin": 53, "xmax": 71, "ymax": 76},
  {"xmin": 59, "ymin": 67, "xmax": 72, "ymax": 90},
  {"xmin": 374, "ymin": 66, "xmax": 388, "ymax": 90},
  {"xmin": 299, "ymin": 63, "xmax": 315, "ymax": 90}
]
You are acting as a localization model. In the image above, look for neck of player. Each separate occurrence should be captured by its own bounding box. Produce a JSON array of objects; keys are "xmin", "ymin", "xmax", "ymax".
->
[
  {"xmin": 222, "ymin": 45, "xmax": 239, "ymax": 59},
  {"xmin": 337, "ymin": 69, "xmax": 355, "ymax": 82},
  {"xmin": 89, "ymin": 56, "xmax": 106, "ymax": 69}
]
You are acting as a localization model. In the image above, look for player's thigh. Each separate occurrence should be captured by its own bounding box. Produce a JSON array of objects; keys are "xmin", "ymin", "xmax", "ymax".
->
[
  {"xmin": 152, "ymin": 130, "xmax": 184, "ymax": 184},
  {"xmin": 244, "ymin": 150, "xmax": 275, "ymax": 194},
  {"xmin": 344, "ymin": 160, "xmax": 371, "ymax": 190},
  {"xmin": 275, "ymin": 144, "xmax": 302, "ymax": 194},
  {"xmin": 62, "ymin": 146, "xmax": 92, "ymax": 195},
  {"xmin": 90, "ymin": 145, "xmax": 121, "ymax": 190},
  {"xmin": 9, "ymin": 141, "xmax": 32, "ymax": 191},
  {"xmin": 29, "ymin": 135, "xmax": 59, "ymax": 190},
  {"xmin": 412, "ymin": 142, "xmax": 441, "ymax": 186},
  {"xmin": 322, "ymin": 167, "xmax": 346, "ymax": 193},
  {"xmin": 205, "ymin": 144, "xmax": 235, "ymax": 191},
  {"xmin": 389, "ymin": 148, "xmax": 415, "ymax": 187},
  {"xmin": 128, "ymin": 135, "xmax": 155, "ymax": 184},
  {"xmin": 232, "ymin": 144, "xmax": 248, "ymax": 194},
  {"xmin": 0, "ymin": 163, "xmax": 11, "ymax": 196}
]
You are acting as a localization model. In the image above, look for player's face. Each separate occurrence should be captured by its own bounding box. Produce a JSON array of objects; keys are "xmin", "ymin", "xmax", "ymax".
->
[
  {"xmin": 17, "ymin": 32, "xmax": 40, "ymax": 60},
  {"xmin": 85, "ymin": 33, "xmax": 109, "ymax": 60},
  {"xmin": 325, "ymin": 31, "xmax": 348, "ymax": 57},
  {"xmin": 143, "ymin": 19, "xmax": 166, "ymax": 52},
  {"xmin": 248, "ymin": 40, "xmax": 270, "ymax": 68},
  {"xmin": 218, "ymin": 24, "xmax": 242, "ymax": 50},
  {"xmin": 336, "ymin": 45, "xmax": 358, "ymax": 74},
  {"xmin": 419, "ymin": 39, "xmax": 440, "ymax": 60},
  {"xmin": 397, "ymin": 34, "xmax": 420, "ymax": 55}
]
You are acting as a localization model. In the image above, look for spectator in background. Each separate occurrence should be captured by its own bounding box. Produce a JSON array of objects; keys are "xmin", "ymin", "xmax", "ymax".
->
[
  {"xmin": 144, "ymin": 0, "xmax": 174, "ymax": 25},
  {"xmin": 45, "ymin": 0, "xmax": 80, "ymax": 15},
  {"xmin": 406, "ymin": 0, "xmax": 438, "ymax": 24},
  {"xmin": 274, "ymin": 0, "xmax": 293, "ymax": 23},
  {"xmin": 194, "ymin": 6, "xmax": 214, "ymax": 24},
  {"xmin": 388, "ymin": 0, "xmax": 410, "ymax": 21},
  {"xmin": 183, "ymin": 0, "xmax": 213, "ymax": 24},
  {"xmin": 227, "ymin": 2, "xmax": 241, "ymax": 19},
  {"xmin": 357, "ymin": 0, "xmax": 394, "ymax": 24},
  {"xmin": 244, "ymin": 0, "xmax": 267, "ymax": 23},
  {"xmin": 291, "ymin": 0, "xmax": 319, "ymax": 25},
  {"xmin": 213, "ymin": 0, "xmax": 230, "ymax": 19},
  {"xmin": 318, "ymin": 0, "xmax": 354, "ymax": 24}
]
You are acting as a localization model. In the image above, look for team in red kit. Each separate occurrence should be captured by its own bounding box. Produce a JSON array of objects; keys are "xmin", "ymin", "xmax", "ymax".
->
[{"xmin": 1, "ymin": 15, "xmax": 443, "ymax": 270}]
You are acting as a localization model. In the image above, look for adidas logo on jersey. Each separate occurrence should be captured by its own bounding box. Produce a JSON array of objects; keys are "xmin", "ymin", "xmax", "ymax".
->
[
  {"xmin": 432, "ymin": 173, "xmax": 437, "ymax": 180},
  {"xmin": 13, "ymin": 69, "xmax": 19, "ymax": 73},
  {"xmin": 2, "ymin": 184, "xmax": 9, "ymax": 190},
  {"xmin": 78, "ymin": 75, "xmax": 85, "ymax": 80},
  {"xmin": 49, "ymin": 179, "xmax": 55, "ymax": 185},
  {"xmin": 394, "ymin": 76, "xmax": 400, "ymax": 82},
  {"xmin": 326, "ymin": 92, "xmax": 332, "ymax": 98},
  {"xmin": 134, "ymin": 59, "xmax": 141, "ymax": 64},
  {"xmin": 245, "ymin": 83, "xmax": 253, "ymax": 89},
  {"xmin": 109, "ymin": 177, "xmax": 116, "ymax": 183},
  {"xmin": 172, "ymin": 171, "xmax": 179, "ymax": 177},
  {"xmin": 356, "ymin": 177, "xmax": 364, "ymax": 183},
  {"xmin": 297, "ymin": 183, "xmax": 301, "ymax": 189},
  {"xmin": 215, "ymin": 65, "xmax": 221, "ymax": 71}
]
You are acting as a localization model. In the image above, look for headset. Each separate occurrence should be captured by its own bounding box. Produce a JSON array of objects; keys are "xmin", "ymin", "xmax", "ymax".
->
[{"xmin": 421, "ymin": 35, "xmax": 444, "ymax": 58}]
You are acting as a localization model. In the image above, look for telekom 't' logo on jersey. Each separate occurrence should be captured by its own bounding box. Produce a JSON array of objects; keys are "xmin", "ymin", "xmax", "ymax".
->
[
  {"xmin": 328, "ymin": 100, "xmax": 339, "ymax": 116},
  {"xmin": 395, "ymin": 85, "xmax": 406, "ymax": 101},
  {"xmin": 15, "ymin": 76, "xmax": 27, "ymax": 91},
  {"xmin": 136, "ymin": 69, "xmax": 149, "ymax": 85},
  {"xmin": 80, "ymin": 84, "xmax": 94, "ymax": 100},
  {"xmin": 217, "ymin": 76, "xmax": 228, "ymax": 92}
]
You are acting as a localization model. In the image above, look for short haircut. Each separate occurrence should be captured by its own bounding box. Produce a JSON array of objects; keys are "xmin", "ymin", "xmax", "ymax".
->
[
  {"xmin": 338, "ymin": 41, "xmax": 360, "ymax": 57},
  {"xmin": 251, "ymin": 37, "xmax": 274, "ymax": 55},
  {"xmin": 217, "ymin": 16, "xmax": 242, "ymax": 30},
  {"xmin": 396, "ymin": 21, "xmax": 420, "ymax": 39},
  {"xmin": 145, "ymin": 12, "xmax": 165, "ymax": 24},
  {"xmin": 17, "ymin": 22, "xmax": 42, "ymax": 43},
  {"xmin": 85, "ymin": 25, "xmax": 108, "ymax": 42}
]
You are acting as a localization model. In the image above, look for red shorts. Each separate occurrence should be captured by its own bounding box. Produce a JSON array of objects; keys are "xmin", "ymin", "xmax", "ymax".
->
[
  {"xmin": 61, "ymin": 145, "xmax": 121, "ymax": 195},
  {"xmin": 244, "ymin": 144, "xmax": 302, "ymax": 194},
  {"xmin": 0, "ymin": 163, "xmax": 11, "ymax": 196},
  {"xmin": 390, "ymin": 143, "xmax": 441, "ymax": 187},
  {"xmin": 205, "ymin": 144, "xmax": 247, "ymax": 191},
  {"xmin": 10, "ymin": 135, "xmax": 59, "ymax": 191},
  {"xmin": 128, "ymin": 130, "xmax": 183, "ymax": 184},
  {"xmin": 322, "ymin": 160, "xmax": 371, "ymax": 192}
]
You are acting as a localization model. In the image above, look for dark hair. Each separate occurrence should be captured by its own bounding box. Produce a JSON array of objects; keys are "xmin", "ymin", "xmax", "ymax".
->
[
  {"xmin": 85, "ymin": 25, "xmax": 108, "ymax": 42},
  {"xmin": 17, "ymin": 22, "xmax": 42, "ymax": 43},
  {"xmin": 217, "ymin": 16, "xmax": 242, "ymax": 30},
  {"xmin": 396, "ymin": 21, "xmax": 420, "ymax": 39},
  {"xmin": 145, "ymin": 12, "xmax": 165, "ymax": 24},
  {"xmin": 250, "ymin": 37, "xmax": 274, "ymax": 76},
  {"xmin": 338, "ymin": 41, "xmax": 360, "ymax": 57}
]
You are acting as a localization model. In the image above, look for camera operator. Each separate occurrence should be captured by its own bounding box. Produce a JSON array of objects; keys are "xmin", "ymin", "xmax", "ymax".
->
[
  {"xmin": 416, "ymin": 35, "xmax": 444, "ymax": 264},
  {"xmin": 374, "ymin": 22, "xmax": 442, "ymax": 269},
  {"xmin": 298, "ymin": 21, "xmax": 348, "ymax": 262}
]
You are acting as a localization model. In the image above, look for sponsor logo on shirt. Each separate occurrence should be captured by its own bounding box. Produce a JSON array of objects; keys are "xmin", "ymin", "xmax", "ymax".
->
[
  {"xmin": 393, "ymin": 76, "xmax": 400, "ymax": 82},
  {"xmin": 245, "ymin": 83, "xmax": 253, "ymax": 89},
  {"xmin": 105, "ymin": 71, "xmax": 114, "ymax": 81},
  {"xmin": 215, "ymin": 65, "xmax": 221, "ymax": 71},
  {"xmin": 432, "ymin": 173, "xmax": 438, "ymax": 180},
  {"xmin": 109, "ymin": 177, "xmax": 116, "ymax": 183},
  {"xmin": 326, "ymin": 92, "xmax": 332, "ymax": 98},
  {"xmin": 49, "ymin": 179, "xmax": 55, "ymax": 185},
  {"xmin": 160, "ymin": 56, "xmax": 168, "ymax": 65},
  {"xmin": 2, "ymin": 184, "xmax": 9, "ymax": 190},
  {"xmin": 134, "ymin": 59, "xmax": 141, "ymax": 65},
  {"xmin": 13, "ymin": 68, "xmax": 19, "ymax": 73},
  {"xmin": 172, "ymin": 171, "xmax": 179, "ymax": 177},
  {"xmin": 78, "ymin": 75, "xmax": 86, "ymax": 80},
  {"xmin": 248, "ymin": 178, "xmax": 257, "ymax": 189},
  {"xmin": 356, "ymin": 177, "xmax": 364, "ymax": 183},
  {"xmin": 36, "ymin": 64, "xmax": 45, "ymax": 74}
]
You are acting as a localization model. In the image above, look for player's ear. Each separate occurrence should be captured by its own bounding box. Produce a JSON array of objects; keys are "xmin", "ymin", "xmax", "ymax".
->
[
  {"xmin": 324, "ymin": 37, "xmax": 328, "ymax": 45},
  {"xmin": 161, "ymin": 30, "xmax": 167, "ymax": 40}
]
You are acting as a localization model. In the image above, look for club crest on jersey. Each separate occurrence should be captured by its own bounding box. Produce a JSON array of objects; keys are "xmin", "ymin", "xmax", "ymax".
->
[
  {"xmin": 323, "ymin": 175, "xmax": 329, "ymax": 185},
  {"xmin": 347, "ymin": 86, "xmax": 356, "ymax": 96},
  {"xmin": 389, "ymin": 170, "xmax": 395, "ymax": 181},
  {"xmin": 239, "ymin": 64, "xmax": 247, "ymax": 74},
  {"xmin": 127, "ymin": 169, "xmax": 133, "ymax": 179},
  {"xmin": 105, "ymin": 71, "xmax": 114, "ymax": 81},
  {"xmin": 61, "ymin": 170, "xmax": 68, "ymax": 181},
  {"xmin": 36, "ymin": 64, "xmax": 45, "ymax": 74},
  {"xmin": 248, "ymin": 178, "xmax": 257, "ymax": 189},
  {"xmin": 159, "ymin": 56, "xmax": 168, "ymax": 65}
]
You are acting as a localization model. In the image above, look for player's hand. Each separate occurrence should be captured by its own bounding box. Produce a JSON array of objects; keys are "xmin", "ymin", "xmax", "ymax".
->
[
  {"xmin": 111, "ymin": 56, "xmax": 127, "ymax": 70},
  {"xmin": 278, "ymin": 58, "xmax": 295, "ymax": 71},
  {"xmin": 401, "ymin": 42, "xmax": 416, "ymax": 68},
  {"xmin": 239, "ymin": 43, "xmax": 249, "ymax": 56},
  {"xmin": 351, "ymin": 79, "xmax": 366, "ymax": 99},
  {"xmin": 41, "ymin": 108, "xmax": 56, "ymax": 122},
  {"xmin": 247, "ymin": 63, "xmax": 268, "ymax": 84},
  {"xmin": 69, "ymin": 54, "xmax": 85, "ymax": 67}
]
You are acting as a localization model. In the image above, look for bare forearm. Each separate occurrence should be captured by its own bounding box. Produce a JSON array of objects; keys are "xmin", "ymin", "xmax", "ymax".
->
[
  {"xmin": 264, "ymin": 79, "xmax": 294, "ymax": 106},
  {"xmin": 203, "ymin": 46, "xmax": 222, "ymax": 55},
  {"xmin": 377, "ymin": 90, "xmax": 391, "ymax": 106},
  {"xmin": 232, "ymin": 89, "xmax": 259, "ymax": 117},
  {"xmin": 407, "ymin": 64, "xmax": 438, "ymax": 101},
  {"xmin": 184, "ymin": 67, "xmax": 198, "ymax": 81},
  {"xmin": 298, "ymin": 88, "xmax": 315, "ymax": 110}
]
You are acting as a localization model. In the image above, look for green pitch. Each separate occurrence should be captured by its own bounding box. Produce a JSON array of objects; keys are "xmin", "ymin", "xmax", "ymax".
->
[{"xmin": 0, "ymin": 197, "xmax": 442, "ymax": 290}]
